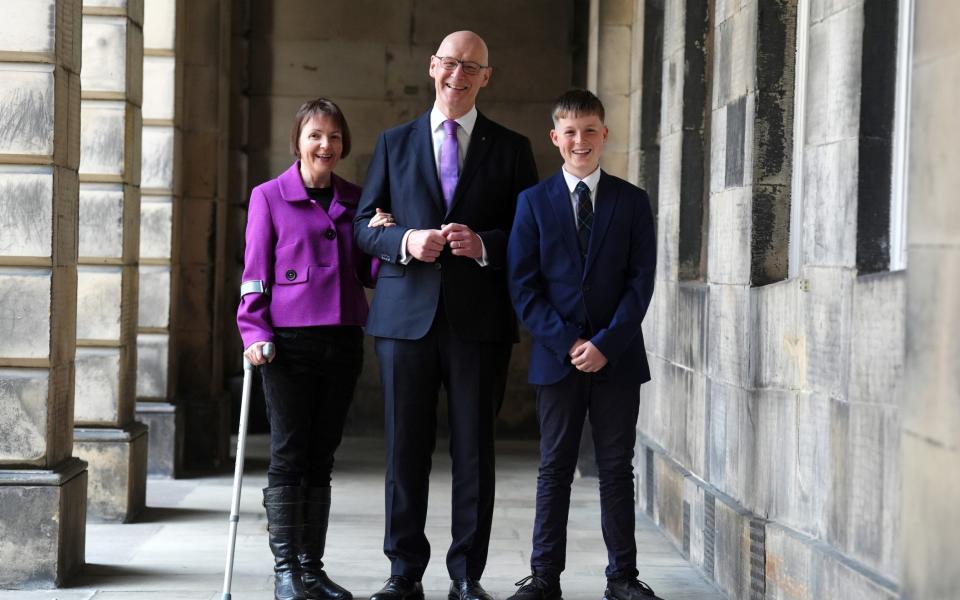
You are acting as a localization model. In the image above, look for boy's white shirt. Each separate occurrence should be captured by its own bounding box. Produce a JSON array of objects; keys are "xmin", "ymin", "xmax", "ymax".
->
[{"xmin": 560, "ymin": 165, "xmax": 601, "ymax": 228}]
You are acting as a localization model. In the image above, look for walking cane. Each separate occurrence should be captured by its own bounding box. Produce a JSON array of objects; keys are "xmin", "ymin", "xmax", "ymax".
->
[{"xmin": 222, "ymin": 342, "xmax": 274, "ymax": 600}]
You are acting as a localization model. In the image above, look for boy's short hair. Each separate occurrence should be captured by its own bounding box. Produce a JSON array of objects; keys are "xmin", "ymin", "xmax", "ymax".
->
[
  {"xmin": 552, "ymin": 89, "xmax": 605, "ymax": 124},
  {"xmin": 290, "ymin": 97, "xmax": 352, "ymax": 159}
]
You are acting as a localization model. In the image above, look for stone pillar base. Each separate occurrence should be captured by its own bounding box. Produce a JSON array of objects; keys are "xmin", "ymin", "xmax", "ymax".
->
[
  {"xmin": 136, "ymin": 401, "xmax": 183, "ymax": 478},
  {"xmin": 0, "ymin": 458, "xmax": 88, "ymax": 588},
  {"xmin": 73, "ymin": 422, "xmax": 149, "ymax": 523}
]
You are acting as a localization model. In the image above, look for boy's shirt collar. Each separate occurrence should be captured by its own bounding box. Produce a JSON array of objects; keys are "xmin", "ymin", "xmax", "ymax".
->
[{"xmin": 561, "ymin": 165, "xmax": 602, "ymax": 195}]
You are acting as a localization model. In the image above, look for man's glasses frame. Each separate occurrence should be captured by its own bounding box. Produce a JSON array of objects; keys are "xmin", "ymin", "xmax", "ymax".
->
[{"xmin": 433, "ymin": 55, "xmax": 489, "ymax": 76}]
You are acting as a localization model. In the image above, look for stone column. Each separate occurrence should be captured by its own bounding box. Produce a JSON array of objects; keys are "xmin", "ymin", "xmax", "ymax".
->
[
  {"xmin": 0, "ymin": 0, "xmax": 87, "ymax": 588},
  {"xmin": 72, "ymin": 0, "xmax": 147, "ymax": 523},
  {"xmin": 901, "ymin": 1, "xmax": 960, "ymax": 596},
  {"xmin": 135, "ymin": 0, "xmax": 183, "ymax": 477}
]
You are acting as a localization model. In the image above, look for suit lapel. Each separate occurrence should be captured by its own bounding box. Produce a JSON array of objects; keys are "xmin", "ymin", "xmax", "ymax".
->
[
  {"xmin": 583, "ymin": 171, "xmax": 617, "ymax": 277},
  {"xmin": 447, "ymin": 112, "xmax": 493, "ymax": 217},
  {"xmin": 413, "ymin": 112, "xmax": 446, "ymax": 215},
  {"xmin": 546, "ymin": 172, "xmax": 584, "ymax": 269}
]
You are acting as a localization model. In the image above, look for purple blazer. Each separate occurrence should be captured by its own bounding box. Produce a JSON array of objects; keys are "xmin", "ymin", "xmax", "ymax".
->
[{"xmin": 237, "ymin": 162, "xmax": 377, "ymax": 349}]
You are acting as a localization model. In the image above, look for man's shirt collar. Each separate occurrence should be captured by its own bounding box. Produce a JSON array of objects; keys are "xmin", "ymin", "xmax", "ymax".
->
[{"xmin": 431, "ymin": 105, "xmax": 478, "ymax": 136}]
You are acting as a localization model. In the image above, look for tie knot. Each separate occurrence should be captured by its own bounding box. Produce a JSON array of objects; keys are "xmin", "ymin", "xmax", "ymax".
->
[
  {"xmin": 575, "ymin": 181, "xmax": 589, "ymax": 196},
  {"xmin": 443, "ymin": 119, "xmax": 458, "ymax": 136}
]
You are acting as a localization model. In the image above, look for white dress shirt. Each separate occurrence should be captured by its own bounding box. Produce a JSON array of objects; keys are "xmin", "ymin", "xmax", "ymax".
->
[
  {"xmin": 561, "ymin": 166, "xmax": 602, "ymax": 227},
  {"xmin": 400, "ymin": 104, "xmax": 487, "ymax": 265}
]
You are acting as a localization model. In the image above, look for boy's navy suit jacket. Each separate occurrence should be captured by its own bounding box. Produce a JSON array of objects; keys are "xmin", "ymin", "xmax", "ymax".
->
[{"xmin": 507, "ymin": 169, "xmax": 656, "ymax": 386}]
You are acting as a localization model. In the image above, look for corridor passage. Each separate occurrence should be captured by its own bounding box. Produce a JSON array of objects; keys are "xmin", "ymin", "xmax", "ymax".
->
[{"xmin": 4, "ymin": 437, "xmax": 722, "ymax": 600}]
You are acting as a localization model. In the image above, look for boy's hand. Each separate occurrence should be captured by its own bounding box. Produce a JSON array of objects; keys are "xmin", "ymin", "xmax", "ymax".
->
[{"xmin": 570, "ymin": 339, "xmax": 608, "ymax": 372}]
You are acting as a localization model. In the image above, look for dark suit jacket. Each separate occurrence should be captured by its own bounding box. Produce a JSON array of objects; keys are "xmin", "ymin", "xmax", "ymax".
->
[
  {"xmin": 354, "ymin": 110, "xmax": 539, "ymax": 342},
  {"xmin": 507, "ymin": 170, "xmax": 656, "ymax": 386}
]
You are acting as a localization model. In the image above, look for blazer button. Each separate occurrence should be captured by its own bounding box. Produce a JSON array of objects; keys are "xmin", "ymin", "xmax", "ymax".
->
[
  {"xmin": 285, "ymin": 269, "xmax": 297, "ymax": 281},
  {"xmin": 583, "ymin": 284, "xmax": 592, "ymax": 292},
  {"xmin": 434, "ymin": 263, "xmax": 442, "ymax": 271},
  {"xmin": 325, "ymin": 228, "xmax": 337, "ymax": 240}
]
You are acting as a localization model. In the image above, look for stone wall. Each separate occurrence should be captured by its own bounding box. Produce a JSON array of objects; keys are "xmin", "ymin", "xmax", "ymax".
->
[
  {"xmin": 600, "ymin": 0, "xmax": 912, "ymax": 596},
  {"xmin": 0, "ymin": 0, "xmax": 87, "ymax": 587},
  {"xmin": 900, "ymin": 1, "xmax": 960, "ymax": 597}
]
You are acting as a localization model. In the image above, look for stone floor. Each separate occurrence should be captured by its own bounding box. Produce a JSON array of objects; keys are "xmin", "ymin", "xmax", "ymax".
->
[{"xmin": 4, "ymin": 436, "xmax": 723, "ymax": 600}]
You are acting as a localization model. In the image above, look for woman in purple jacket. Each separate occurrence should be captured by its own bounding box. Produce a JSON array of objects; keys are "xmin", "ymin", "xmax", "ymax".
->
[{"xmin": 237, "ymin": 98, "xmax": 389, "ymax": 600}]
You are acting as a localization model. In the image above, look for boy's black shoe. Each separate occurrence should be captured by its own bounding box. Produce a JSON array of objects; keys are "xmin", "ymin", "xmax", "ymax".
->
[
  {"xmin": 505, "ymin": 574, "xmax": 562, "ymax": 600},
  {"xmin": 368, "ymin": 576, "xmax": 424, "ymax": 600},
  {"xmin": 602, "ymin": 577, "xmax": 664, "ymax": 600}
]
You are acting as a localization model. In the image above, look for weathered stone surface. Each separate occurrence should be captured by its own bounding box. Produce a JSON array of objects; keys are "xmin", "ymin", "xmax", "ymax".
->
[
  {"xmin": 0, "ymin": 0, "xmax": 57, "ymax": 54},
  {"xmin": 0, "ymin": 268, "xmax": 52, "ymax": 359},
  {"xmin": 598, "ymin": 25, "xmax": 633, "ymax": 96},
  {"xmin": 753, "ymin": 277, "xmax": 803, "ymax": 390},
  {"xmin": 140, "ymin": 125, "xmax": 174, "ymax": 189},
  {"xmin": 0, "ymin": 64, "xmax": 55, "ymax": 156},
  {"xmin": 0, "ymin": 368, "xmax": 50, "ymax": 464},
  {"xmin": 706, "ymin": 283, "xmax": 752, "ymax": 387},
  {"xmin": 676, "ymin": 282, "xmax": 708, "ymax": 372},
  {"xmin": 73, "ymin": 423, "xmax": 147, "ymax": 522},
  {"xmin": 81, "ymin": 15, "xmax": 128, "ymax": 93},
  {"xmin": 251, "ymin": 0, "xmax": 411, "ymax": 43},
  {"xmin": 78, "ymin": 184, "xmax": 125, "ymax": 258},
  {"xmin": 76, "ymin": 266, "xmax": 123, "ymax": 341},
  {"xmin": 713, "ymin": 3, "xmax": 756, "ymax": 109},
  {"xmin": 794, "ymin": 392, "xmax": 831, "ymax": 539},
  {"xmin": 0, "ymin": 167, "xmax": 53, "ymax": 258},
  {"xmin": 143, "ymin": 0, "xmax": 175, "ymax": 50},
  {"xmin": 848, "ymin": 272, "xmax": 905, "ymax": 404},
  {"xmin": 906, "ymin": 54, "xmax": 960, "ymax": 247},
  {"xmin": 136, "ymin": 400, "xmax": 180, "ymax": 477},
  {"xmin": 653, "ymin": 451, "xmax": 685, "ymax": 548},
  {"xmin": 140, "ymin": 196, "xmax": 173, "ymax": 260},
  {"xmin": 744, "ymin": 389, "xmax": 798, "ymax": 521},
  {"xmin": 138, "ymin": 265, "xmax": 171, "ymax": 328},
  {"xmin": 74, "ymin": 347, "xmax": 121, "ymax": 424},
  {"xmin": 142, "ymin": 55, "xmax": 175, "ymax": 121},
  {"xmin": 136, "ymin": 332, "xmax": 168, "ymax": 398},
  {"xmin": 800, "ymin": 266, "xmax": 853, "ymax": 397},
  {"xmin": 800, "ymin": 137, "xmax": 858, "ymax": 267},
  {"xmin": 79, "ymin": 100, "xmax": 126, "ymax": 176},
  {"xmin": 765, "ymin": 525, "xmax": 814, "ymax": 600},
  {"xmin": 706, "ymin": 379, "xmax": 750, "ymax": 502},
  {"xmin": 712, "ymin": 495, "xmax": 749, "ymax": 598},
  {"xmin": 708, "ymin": 186, "xmax": 752, "ymax": 285},
  {"xmin": 0, "ymin": 466, "xmax": 87, "ymax": 588},
  {"xmin": 805, "ymin": 5, "xmax": 863, "ymax": 147}
]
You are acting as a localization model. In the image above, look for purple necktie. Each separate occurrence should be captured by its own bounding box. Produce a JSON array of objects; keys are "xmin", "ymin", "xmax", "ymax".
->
[{"xmin": 440, "ymin": 119, "xmax": 459, "ymax": 211}]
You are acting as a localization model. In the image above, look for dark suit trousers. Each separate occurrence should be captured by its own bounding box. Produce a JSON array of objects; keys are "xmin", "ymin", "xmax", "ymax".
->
[
  {"xmin": 531, "ymin": 370, "xmax": 641, "ymax": 580},
  {"xmin": 375, "ymin": 305, "xmax": 509, "ymax": 581}
]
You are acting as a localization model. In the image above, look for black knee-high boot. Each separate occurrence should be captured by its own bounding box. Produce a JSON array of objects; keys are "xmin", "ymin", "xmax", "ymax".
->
[
  {"xmin": 263, "ymin": 486, "xmax": 308, "ymax": 600},
  {"xmin": 300, "ymin": 487, "xmax": 352, "ymax": 600}
]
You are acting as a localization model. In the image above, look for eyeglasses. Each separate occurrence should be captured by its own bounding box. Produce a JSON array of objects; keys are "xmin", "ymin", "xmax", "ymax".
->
[{"xmin": 433, "ymin": 55, "xmax": 488, "ymax": 76}]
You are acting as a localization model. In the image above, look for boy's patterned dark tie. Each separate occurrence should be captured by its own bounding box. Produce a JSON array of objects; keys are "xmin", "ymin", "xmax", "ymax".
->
[{"xmin": 575, "ymin": 181, "xmax": 593, "ymax": 256}]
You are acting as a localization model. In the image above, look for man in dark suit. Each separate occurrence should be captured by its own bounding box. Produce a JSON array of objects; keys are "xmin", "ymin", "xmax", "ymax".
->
[
  {"xmin": 505, "ymin": 90, "xmax": 661, "ymax": 600},
  {"xmin": 354, "ymin": 30, "xmax": 538, "ymax": 600}
]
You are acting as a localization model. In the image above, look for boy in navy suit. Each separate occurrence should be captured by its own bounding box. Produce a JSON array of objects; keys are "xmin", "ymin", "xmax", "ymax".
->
[{"xmin": 506, "ymin": 90, "xmax": 661, "ymax": 600}]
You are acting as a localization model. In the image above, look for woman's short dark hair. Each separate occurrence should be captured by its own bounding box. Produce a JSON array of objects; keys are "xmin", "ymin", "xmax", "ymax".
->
[
  {"xmin": 290, "ymin": 97, "xmax": 352, "ymax": 159},
  {"xmin": 552, "ymin": 89, "xmax": 605, "ymax": 124}
]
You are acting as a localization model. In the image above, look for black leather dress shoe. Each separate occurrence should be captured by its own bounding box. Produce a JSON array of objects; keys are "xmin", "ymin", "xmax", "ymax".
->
[
  {"xmin": 448, "ymin": 578, "xmax": 494, "ymax": 600},
  {"xmin": 602, "ymin": 577, "xmax": 664, "ymax": 600},
  {"xmin": 505, "ymin": 574, "xmax": 562, "ymax": 600},
  {"xmin": 369, "ymin": 576, "xmax": 424, "ymax": 600}
]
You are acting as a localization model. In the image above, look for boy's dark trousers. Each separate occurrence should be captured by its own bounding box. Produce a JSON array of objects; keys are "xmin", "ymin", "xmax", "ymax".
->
[{"xmin": 531, "ymin": 369, "xmax": 641, "ymax": 580}]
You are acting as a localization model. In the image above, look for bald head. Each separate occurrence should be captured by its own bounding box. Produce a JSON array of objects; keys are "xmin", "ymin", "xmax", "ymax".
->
[
  {"xmin": 429, "ymin": 30, "xmax": 492, "ymax": 119},
  {"xmin": 436, "ymin": 30, "xmax": 489, "ymax": 66}
]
